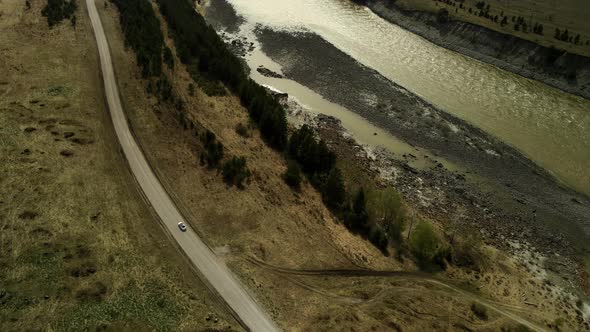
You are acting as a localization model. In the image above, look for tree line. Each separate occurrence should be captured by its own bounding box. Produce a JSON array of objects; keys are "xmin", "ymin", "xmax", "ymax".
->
[
  {"xmin": 111, "ymin": 0, "xmax": 164, "ymax": 78},
  {"xmin": 433, "ymin": 0, "xmax": 588, "ymax": 46},
  {"xmin": 285, "ymin": 125, "xmax": 393, "ymax": 253},
  {"xmin": 152, "ymin": 0, "xmax": 396, "ymax": 255},
  {"xmin": 156, "ymin": 0, "xmax": 288, "ymax": 150}
]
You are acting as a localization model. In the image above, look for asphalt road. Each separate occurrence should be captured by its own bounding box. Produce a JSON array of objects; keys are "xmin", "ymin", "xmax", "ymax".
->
[{"xmin": 86, "ymin": 1, "xmax": 279, "ymax": 331}]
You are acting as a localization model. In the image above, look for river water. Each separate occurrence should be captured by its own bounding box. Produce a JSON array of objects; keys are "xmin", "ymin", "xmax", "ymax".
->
[{"xmin": 206, "ymin": 0, "xmax": 590, "ymax": 197}]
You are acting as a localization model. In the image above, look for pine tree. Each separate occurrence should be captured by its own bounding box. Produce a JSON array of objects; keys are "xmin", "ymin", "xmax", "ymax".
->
[
  {"xmin": 322, "ymin": 168, "xmax": 346, "ymax": 210},
  {"xmin": 351, "ymin": 188, "xmax": 369, "ymax": 232}
]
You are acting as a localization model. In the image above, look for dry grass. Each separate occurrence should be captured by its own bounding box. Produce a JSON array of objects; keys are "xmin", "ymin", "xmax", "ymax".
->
[
  {"xmin": 0, "ymin": 1, "xmax": 236, "ymax": 330},
  {"xmin": 396, "ymin": 0, "xmax": 590, "ymax": 57}
]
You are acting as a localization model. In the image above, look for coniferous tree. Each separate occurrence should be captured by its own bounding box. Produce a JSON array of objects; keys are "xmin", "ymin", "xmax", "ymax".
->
[
  {"xmin": 351, "ymin": 188, "xmax": 369, "ymax": 232},
  {"xmin": 322, "ymin": 168, "xmax": 346, "ymax": 210}
]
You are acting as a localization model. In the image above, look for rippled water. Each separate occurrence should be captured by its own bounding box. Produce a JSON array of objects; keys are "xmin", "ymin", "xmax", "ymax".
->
[{"xmin": 217, "ymin": 0, "xmax": 590, "ymax": 195}]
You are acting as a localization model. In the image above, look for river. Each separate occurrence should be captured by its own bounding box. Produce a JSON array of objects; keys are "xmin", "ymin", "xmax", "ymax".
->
[{"xmin": 205, "ymin": 0, "xmax": 590, "ymax": 198}]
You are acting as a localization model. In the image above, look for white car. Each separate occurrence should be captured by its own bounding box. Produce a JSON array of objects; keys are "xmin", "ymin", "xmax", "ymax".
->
[{"xmin": 178, "ymin": 222, "xmax": 187, "ymax": 232}]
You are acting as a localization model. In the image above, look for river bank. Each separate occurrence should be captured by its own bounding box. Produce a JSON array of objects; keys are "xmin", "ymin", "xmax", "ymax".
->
[
  {"xmin": 203, "ymin": 0, "xmax": 590, "ymax": 296},
  {"xmin": 253, "ymin": 28, "xmax": 590, "ymax": 248},
  {"xmin": 363, "ymin": 0, "xmax": 590, "ymax": 100},
  {"xmin": 276, "ymin": 89, "xmax": 590, "ymax": 322},
  {"xmin": 256, "ymin": 35, "xmax": 590, "ymax": 299}
]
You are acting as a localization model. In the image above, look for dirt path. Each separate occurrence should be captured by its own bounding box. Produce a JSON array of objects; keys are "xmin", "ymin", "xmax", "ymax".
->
[{"xmin": 248, "ymin": 257, "xmax": 548, "ymax": 332}]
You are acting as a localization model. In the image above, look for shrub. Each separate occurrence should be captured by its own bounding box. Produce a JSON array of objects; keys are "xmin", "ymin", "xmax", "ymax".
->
[
  {"xmin": 283, "ymin": 160, "xmax": 302, "ymax": 189},
  {"xmin": 42, "ymin": 0, "xmax": 77, "ymax": 27},
  {"xmin": 437, "ymin": 8, "xmax": 449, "ymax": 24},
  {"xmin": 410, "ymin": 221, "xmax": 440, "ymax": 266},
  {"xmin": 348, "ymin": 188, "xmax": 369, "ymax": 232},
  {"xmin": 366, "ymin": 187, "xmax": 405, "ymax": 242},
  {"xmin": 449, "ymin": 229, "xmax": 489, "ymax": 271},
  {"xmin": 322, "ymin": 168, "xmax": 346, "ymax": 210},
  {"xmin": 288, "ymin": 125, "xmax": 335, "ymax": 176},
  {"xmin": 155, "ymin": 76, "xmax": 173, "ymax": 101},
  {"xmin": 369, "ymin": 226, "xmax": 389, "ymax": 254},
  {"xmin": 235, "ymin": 123, "xmax": 249, "ymax": 138},
  {"xmin": 200, "ymin": 130, "xmax": 224, "ymax": 168},
  {"xmin": 222, "ymin": 157, "xmax": 251, "ymax": 189},
  {"xmin": 471, "ymin": 302, "xmax": 488, "ymax": 320},
  {"xmin": 163, "ymin": 46, "xmax": 174, "ymax": 69},
  {"xmin": 553, "ymin": 317, "xmax": 565, "ymax": 330}
]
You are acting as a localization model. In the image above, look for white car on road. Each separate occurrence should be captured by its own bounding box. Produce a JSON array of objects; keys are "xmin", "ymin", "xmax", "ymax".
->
[{"xmin": 178, "ymin": 222, "xmax": 187, "ymax": 232}]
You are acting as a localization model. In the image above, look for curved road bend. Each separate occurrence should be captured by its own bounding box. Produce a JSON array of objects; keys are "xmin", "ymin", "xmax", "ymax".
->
[{"xmin": 86, "ymin": 1, "xmax": 278, "ymax": 331}]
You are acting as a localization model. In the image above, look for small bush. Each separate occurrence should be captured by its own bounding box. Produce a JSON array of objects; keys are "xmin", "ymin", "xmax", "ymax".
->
[
  {"xmin": 200, "ymin": 130, "xmax": 224, "ymax": 168},
  {"xmin": 283, "ymin": 160, "xmax": 302, "ymax": 189},
  {"xmin": 433, "ymin": 245, "xmax": 450, "ymax": 270},
  {"xmin": 235, "ymin": 123, "xmax": 250, "ymax": 138},
  {"xmin": 471, "ymin": 302, "xmax": 488, "ymax": 320},
  {"xmin": 366, "ymin": 187, "xmax": 405, "ymax": 242},
  {"xmin": 553, "ymin": 317, "xmax": 565, "ymax": 330},
  {"xmin": 42, "ymin": 0, "xmax": 77, "ymax": 27},
  {"xmin": 437, "ymin": 8, "xmax": 449, "ymax": 24},
  {"xmin": 155, "ymin": 76, "xmax": 173, "ymax": 101},
  {"xmin": 222, "ymin": 156, "xmax": 251, "ymax": 189},
  {"xmin": 348, "ymin": 188, "xmax": 369, "ymax": 232},
  {"xmin": 163, "ymin": 47, "xmax": 174, "ymax": 69},
  {"xmin": 322, "ymin": 168, "xmax": 346, "ymax": 210},
  {"xmin": 410, "ymin": 221, "xmax": 440, "ymax": 266},
  {"xmin": 449, "ymin": 229, "xmax": 489, "ymax": 271},
  {"xmin": 369, "ymin": 226, "xmax": 389, "ymax": 254},
  {"xmin": 288, "ymin": 125, "xmax": 335, "ymax": 176}
]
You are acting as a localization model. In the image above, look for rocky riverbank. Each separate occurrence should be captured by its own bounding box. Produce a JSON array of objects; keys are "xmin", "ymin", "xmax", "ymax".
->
[
  {"xmin": 254, "ymin": 28, "xmax": 590, "ymax": 251},
  {"xmin": 363, "ymin": 0, "xmax": 590, "ymax": 100},
  {"xmin": 204, "ymin": 0, "xmax": 590, "ymax": 297},
  {"xmin": 277, "ymin": 90, "xmax": 589, "ymax": 298}
]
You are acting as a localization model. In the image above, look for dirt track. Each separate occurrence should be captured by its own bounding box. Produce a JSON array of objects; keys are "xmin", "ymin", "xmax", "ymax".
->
[{"xmin": 248, "ymin": 256, "xmax": 547, "ymax": 332}]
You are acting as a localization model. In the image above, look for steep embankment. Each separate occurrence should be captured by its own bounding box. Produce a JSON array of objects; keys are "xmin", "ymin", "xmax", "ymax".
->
[{"xmin": 362, "ymin": 0, "xmax": 590, "ymax": 99}]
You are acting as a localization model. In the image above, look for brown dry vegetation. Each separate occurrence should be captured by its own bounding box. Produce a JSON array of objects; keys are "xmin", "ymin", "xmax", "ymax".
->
[
  {"xmin": 97, "ymin": 0, "xmax": 588, "ymax": 330},
  {"xmin": 0, "ymin": 0, "xmax": 237, "ymax": 330},
  {"xmin": 396, "ymin": 0, "xmax": 590, "ymax": 57}
]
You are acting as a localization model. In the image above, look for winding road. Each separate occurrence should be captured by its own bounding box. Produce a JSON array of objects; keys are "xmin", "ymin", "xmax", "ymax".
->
[{"xmin": 86, "ymin": 0, "xmax": 278, "ymax": 331}]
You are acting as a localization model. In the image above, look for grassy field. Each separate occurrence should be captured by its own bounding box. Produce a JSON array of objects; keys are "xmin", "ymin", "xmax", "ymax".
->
[
  {"xmin": 396, "ymin": 0, "xmax": 590, "ymax": 57},
  {"xmin": 0, "ymin": 1, "xmax": 237, "ymax": 330}
]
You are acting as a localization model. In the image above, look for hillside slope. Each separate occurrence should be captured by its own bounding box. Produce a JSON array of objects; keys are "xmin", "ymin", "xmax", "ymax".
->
[
  {"xmin": 363, "ymin": 0, "xmax": 590, "ymax": 99},
  {"xmin": 98, "ymin": 0, "xmax": 589, "ymax": 330}
]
